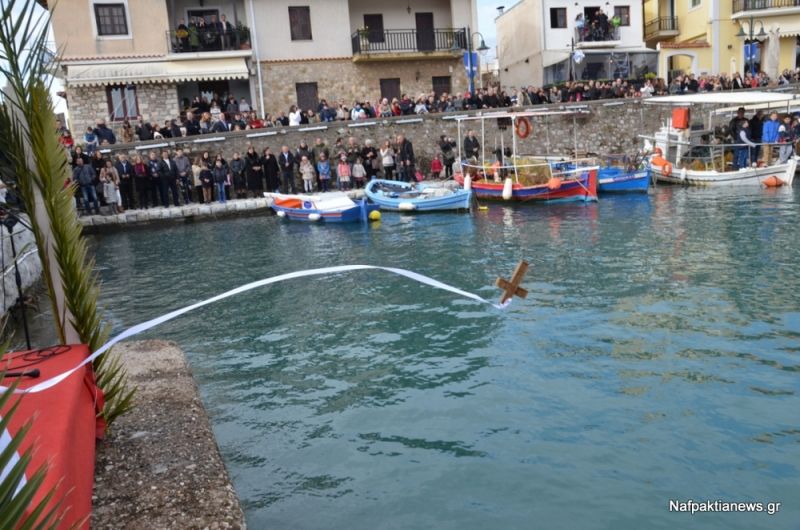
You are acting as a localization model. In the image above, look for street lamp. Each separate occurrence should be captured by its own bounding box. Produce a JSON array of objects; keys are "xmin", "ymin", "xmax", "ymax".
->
[
  {"xmin": 467, "ymin": 30, "xmax": 489, "ymax": 95},
  {"xmin": 736, "ymin": 16, "xmax": 767, "ymax": 77}
]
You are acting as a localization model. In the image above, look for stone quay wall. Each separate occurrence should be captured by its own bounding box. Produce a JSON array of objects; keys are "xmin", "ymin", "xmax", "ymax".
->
[
  {"xmin": 97, "ymin": 98, "xmax": 676, "ymax": 173},
  {"xmin": 1, "ymin": 218, "xmax": 42, "ymax": 316}
]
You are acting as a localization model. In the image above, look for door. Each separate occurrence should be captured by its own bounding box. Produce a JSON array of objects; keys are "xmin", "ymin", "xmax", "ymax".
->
[
  {"xmin": 415, "ymin": 12, "xmax": 435, "ymax": 52},
  {"xmin": 296, "ymin": 82, "xmax": 319, "ymax": 112},
  {"xmin": 380, "ymin": 78, "xmax": 401, "ymax": 101},
  {"xmin": 363, "ymin": 14, "xmax": 384, "ymax": 43},
  {"xmin": 432, "ymin": 76, "xmax": 451, "ymax": 97}
]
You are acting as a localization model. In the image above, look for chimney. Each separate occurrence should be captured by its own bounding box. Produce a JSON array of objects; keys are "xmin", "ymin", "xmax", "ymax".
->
[{"xmin": 497, "ymin": 5, "xmax": 505, "ymax": 15}]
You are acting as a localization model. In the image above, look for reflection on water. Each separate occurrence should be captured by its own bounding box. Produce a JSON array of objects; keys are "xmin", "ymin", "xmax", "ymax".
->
[{"xmin": 91, "ymin": 186, "xmax": 800, "ymax": 529}]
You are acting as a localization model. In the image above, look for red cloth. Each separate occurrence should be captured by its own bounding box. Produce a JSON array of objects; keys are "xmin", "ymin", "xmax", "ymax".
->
[{"xmin": 1, "ymin": 345, "xmax": 99, "ymax": 529}]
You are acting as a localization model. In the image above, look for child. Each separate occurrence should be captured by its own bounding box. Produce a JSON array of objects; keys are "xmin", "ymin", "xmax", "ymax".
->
[
  {"xmin": 352, "ymin": 157, "xmax": 367, "ymax": 189},
  {"xmin": 299, "ymin": 155, "xmax": 315, "ymax": 193},
  {"xmin": 84, "ymin": 127, "xmax": 98, "ymax": 155},
  {"xmin": 101, "ymin": 171, "xmax": 118, "ymax": 214},
  {"xmin": 337, "ymin": 154, "xmax": 351, "ymax": 191},
  {"xmin": 316, "ymin": 153, "xmax": 331, "ymax": 192},
  {"xmin": 430, "ymin": 154, "xmax": 443, "ymax": 180}
]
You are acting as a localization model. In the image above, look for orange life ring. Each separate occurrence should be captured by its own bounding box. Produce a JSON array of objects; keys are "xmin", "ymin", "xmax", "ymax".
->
[
  {"xmin": 651, "ymin": 155, "xmax": 672, "ymax": 177},
  {"xmin": 515, "ymin": 117, "xmax": 531, "ymax": 139}
]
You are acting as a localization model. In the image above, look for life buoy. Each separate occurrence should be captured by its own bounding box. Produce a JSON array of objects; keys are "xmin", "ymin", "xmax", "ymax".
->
[
  {"xmin": 515, "ymin": 117, "xmax": 531, "ymax": 139},
  {"xmin": 650, "ymin": 154, "xmax": 672, "ymax": 177}
]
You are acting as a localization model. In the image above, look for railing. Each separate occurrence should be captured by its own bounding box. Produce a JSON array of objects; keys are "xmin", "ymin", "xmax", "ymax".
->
[
  {"xmin": 644, "ymin": 16, "xmax": 679, "ymax": 38},
  {"xmin": 576, "ymin": 26, "xmax": 621, "ymax": 44},
  {"xmin": 351, "ymin": 28, "xmax": 467, "ymax": 55},
  {"xmin": 733, "ymin": 0, "xmax": 800, "ymax": 11},
  {"xmin": 167, "ymin": 26, "xmax": 251, "ymax": 53}
]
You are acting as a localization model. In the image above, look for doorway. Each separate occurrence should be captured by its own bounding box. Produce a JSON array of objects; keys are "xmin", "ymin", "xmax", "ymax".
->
[
  {"xmin": 415, "ymin": 13, "xmax": 435, "ymax": 52},
  {"xmin": 380, "ymin": 78, "xmax": 401, "ymax": 101}
]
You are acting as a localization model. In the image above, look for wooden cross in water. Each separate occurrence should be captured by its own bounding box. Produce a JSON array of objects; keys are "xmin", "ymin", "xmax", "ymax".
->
[{"xmin": 496, "ymin": 260, "xmax": 529, "ymax": 304}]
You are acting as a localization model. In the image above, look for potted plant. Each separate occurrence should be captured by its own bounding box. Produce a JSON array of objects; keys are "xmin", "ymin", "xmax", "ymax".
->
[
  {"xmin": 358, "ymin": 27, "xmax": 370, "ymax": 51},
  {"xmin": 237, "ymin": 22, "xmax": 251, "ymax": 49}
]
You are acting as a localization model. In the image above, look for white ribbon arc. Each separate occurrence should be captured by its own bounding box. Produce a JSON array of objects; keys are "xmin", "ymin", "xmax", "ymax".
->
[{"xmin": 2, "ymin": 265, "xmax": 511, "ymax": 394}]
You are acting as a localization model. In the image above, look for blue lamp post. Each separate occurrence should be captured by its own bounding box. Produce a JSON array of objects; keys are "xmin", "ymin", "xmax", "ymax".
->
[{"xmin": 736, "ymin": 17, "xmax": 767, "ymax": 77}]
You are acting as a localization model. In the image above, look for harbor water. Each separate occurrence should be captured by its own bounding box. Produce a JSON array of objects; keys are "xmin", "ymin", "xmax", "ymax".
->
[{"xmin": 91, "ymin": 186, "xmax": 800, "ymax": 529}]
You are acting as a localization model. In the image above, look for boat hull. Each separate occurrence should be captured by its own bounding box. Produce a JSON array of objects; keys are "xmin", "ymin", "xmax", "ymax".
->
[
  {"xmin": 598, "ymin": 168, "xmax": 650, "ymax": 193},
  {"xmin": 365, "ymin": 179, "xmax": 472, "ymax": 211},
  {"xmin": 266, "ymin": 193, "xmax": 378, "ymax": 222},
  {"xmin": 457, "ymin": 167, "xmax": 598, "ymax": 203},
  {"xmin": 651, "ymin": 158, "xmax": 797, "ymax": 186}
]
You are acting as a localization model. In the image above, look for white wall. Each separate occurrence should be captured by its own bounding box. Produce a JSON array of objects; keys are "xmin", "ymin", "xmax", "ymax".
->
[
  {"xmin": 496, "ymin": 0, "xmax": 544, "ymax": 87},
  {"xmin": 348, "ymin": 0, "xmax": 453, "ymax": 33},
  {"xmin": 253, "ymin": 0, "xmax": 352, "ymax": 59}
]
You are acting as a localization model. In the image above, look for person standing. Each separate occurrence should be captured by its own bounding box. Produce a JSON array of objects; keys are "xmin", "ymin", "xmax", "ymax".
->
[
  {"xmin": 396, "ymin": 134, "xmax": 416, "ymax": 182},
  {"xmin": 174, "ymin": 148, "xmax": 192, "ymax": 204},
  {"xmin": 133, "ymin": 155, "xmax": 149, "ymax": 208},
  {"xmin": 736, "ymin": 120, "xmax": 757, "ymax": 169},
  {"xmin": 761, "ymin": 112, "xmax": 780, "ymax": 165},
  {"xmin": 115, "ymin": 153, "xmax": 135, "ymax": 210},
  {"xmin": 464, "ymin": 130, "xmax": 480, "ymax": 161},
  {"xmin": 777, "ymin": 114, "xmax": 796, "ymax": 164},
  {"xmin": 361, "ymin": 139, "xmax": 378, "ymax": 180},
  {"xmin": 261, "ymin": 147, "xmax": 281, "ymax": 193},
  {"xmin": 748, "ymin": 110, "xmax": 764, "ymax": 163},
  {"xmin": 244, "ymin": 146, "xmax": 263, "ymax": 197},
  {"xmin": 380, "ymin": 140, "xmax": 395, "ymax": 180},
  {"xmin": 212, "ymin": 159, "xmax": 228, "ymax": 203},
  {"xmin": 101, "ymin": 172, "xmax": 119, "ymax": 215},
  {"xmin": 230, "ymin": 152, "xmax": 246, "ymax": 199},
  {"xmin": 440, "ymin": 135, "xmax": 456, "ymax": 179},
  {"xmin": 72, "ymin": 157, "xmax": 100, "ymax": 215},
  {"xmin": 279, "ymin": 145, "xmax": 296, "ymax": 193},
  {"xmin": 157, "ymin": 151, "xmax": 180, "ymax": 206},
  {"xmin": 316, "ymin": 153, "xmax": 331, "ymax": 192}
]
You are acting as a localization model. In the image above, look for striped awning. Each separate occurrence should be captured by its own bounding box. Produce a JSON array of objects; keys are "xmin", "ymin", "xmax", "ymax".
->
[{"xmin": 66, "ymin": 58, "xmax": 249, "ymax": 87}]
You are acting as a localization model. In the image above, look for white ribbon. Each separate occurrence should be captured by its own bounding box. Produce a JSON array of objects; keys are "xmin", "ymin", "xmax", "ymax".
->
[{"xmin": 2, "ymin": 265, "xmax": 510, "ymax": 394}]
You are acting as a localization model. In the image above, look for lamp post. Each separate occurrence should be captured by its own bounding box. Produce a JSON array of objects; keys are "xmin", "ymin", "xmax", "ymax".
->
[
  {"xmin": 736, "ymin": 16, "xmax": 767, "ymax": 78},
  {"xmin": 467, "ymin": 30, "xmax": 490, "ymax": 95}
]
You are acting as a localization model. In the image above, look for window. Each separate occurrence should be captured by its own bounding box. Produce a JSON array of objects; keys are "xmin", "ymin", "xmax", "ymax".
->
[
  {"xmin": 690, "ymin": 0, "xmax": 701, "ymax": 8},
  {"xmin": 106, "ymin": 85, "xmax": 138, "ymax": 121},
  {"xmin": 432, "ymin": 76, "xmax": 452, "ymax": 97},
  {"xmin": 296, "ymin": 82, "xmax": 318, "ymax": 111},
  {"xmin": 549, "ymin": 8, "xmax": 567, "ymax": 29},
  {"xmin": 613, "ymin": 6, "xmax": 630, "ymax": 26},
  {"xmin": 363, "ymin": 14, "xmax": 385, "ymax": 43},
  {"xmin": 93, "ymin": 3, "xmax": 128, "ymax": 36},
  {"xmin": 289, "ymin": 6, "xmax": 312, "ymax": 41}
]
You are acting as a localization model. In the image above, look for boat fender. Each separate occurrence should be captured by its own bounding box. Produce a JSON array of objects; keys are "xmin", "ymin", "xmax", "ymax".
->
[
  {"xmin": 502, "ymin": 177, "xmax": 513, "ymax": 200},
  {"xmin": 679, "ymin": 167, "xmax": 687, "ymax": 181},
  {"xmin": 663, "ymin": 162, "xmax": 673, "ymax": 177},
  {"xmin": 464, "ymin": 174, "xmax": 472, "ymax": 192},
  {"xmin": 276, "ymin": 210, "xmax": 286, "ymax": 218},
  {"xmin": 398, "ymin": 202, "xmax": 416, "ymax": 211},
  {"xmin": 547, "ymin": 177, "xmax": 562, "ymax": 190},
  {"xmin": 762, "ymin": 175, "xmax": 785, "ymax": 187},
  {"xmin": 368, "ymin": 210, "xmax": 382, "ymax": 221},
  {"xmin": 307, "ymin": 213, "xmax": 321, "ymax": 221}
]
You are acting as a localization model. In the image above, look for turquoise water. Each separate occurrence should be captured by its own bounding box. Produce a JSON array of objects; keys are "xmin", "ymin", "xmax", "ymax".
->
[{"xmin": 92, "ymin": 187, "xmax": 800, "ymax": 529}]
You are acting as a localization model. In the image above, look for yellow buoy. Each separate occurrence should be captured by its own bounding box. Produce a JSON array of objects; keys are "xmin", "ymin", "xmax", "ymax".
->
[{"xmin": 368, "ymin": 210, "xmax": 382, "ymax": 221}]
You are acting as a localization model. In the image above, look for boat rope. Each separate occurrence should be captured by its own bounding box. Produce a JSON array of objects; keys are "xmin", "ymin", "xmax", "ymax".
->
[{"xmin": 2, "ymin": 265, "xmax": 512, "ymax": 394}]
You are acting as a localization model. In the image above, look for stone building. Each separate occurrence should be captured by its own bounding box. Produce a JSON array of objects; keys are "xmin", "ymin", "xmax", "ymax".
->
[{"xmin": 41, "ymin": 0, "xmax": 479, "ymax": 131}]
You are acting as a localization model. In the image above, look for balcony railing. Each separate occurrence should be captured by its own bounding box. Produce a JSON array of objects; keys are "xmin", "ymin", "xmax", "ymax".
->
[
  {"xmin": 351, "ymin": 28, "xmax": 467, "ymax": 55},
  {"xmin": 167, "ymin": 26, "xmax": 251, "ymax": 54},
  {"xmin": 644, "ymin": 16, "xmax": 679, "ymax": 39},
  {"xmin": 733, "ymin": 0, "xmax": 800, "ymax": 12},
  {"xmin": 576, "ymin": 26, "xmax": 621, "ymax": 44}
]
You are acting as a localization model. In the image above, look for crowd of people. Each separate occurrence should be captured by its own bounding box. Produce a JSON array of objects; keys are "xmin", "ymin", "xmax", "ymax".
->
[
  {"xmin": 66, "ymin": 133, "xmax": 467, "ymax": 214},
  {"xmin": 56, "ymin": 69, "xmax": 800, "ymax": 152},
  {"xmin": 726, "ymin": 107, "xmax": 800, "ymax": 169}
]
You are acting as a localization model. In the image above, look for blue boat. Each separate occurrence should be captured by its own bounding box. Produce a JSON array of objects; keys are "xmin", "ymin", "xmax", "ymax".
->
[
  {"xmin": 266, "ymin": 192, "xmax": 379, "ymax": 222},
  {"xmin": 597, "ymin": 167, "xmax": 651, "ymax": 193},
  {"xmin": 365, "ymin": 179, "xmax": 472, "ymax": 212}
]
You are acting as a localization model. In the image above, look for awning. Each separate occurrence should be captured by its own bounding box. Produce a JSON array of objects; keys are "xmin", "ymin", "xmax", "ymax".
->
[
  {"xmin": 644, "ymin": 91, "xmax": 800, "ymax": 105},
  {"xmin": 66, "ymin": 58, "xmax": 250, "ymax": 87}
]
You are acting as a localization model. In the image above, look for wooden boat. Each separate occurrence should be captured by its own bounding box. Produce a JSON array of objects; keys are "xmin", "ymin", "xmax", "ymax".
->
[
  {"xmin": 455, "ymin": 165, "xmax": 598, "ymax": 203},
  {"xmin": 365, "ymin": 179, "xmax": 472, "ymax": 211},
  {"xmin": 597, "ymin": 167, "xmax": 650, "ymax": 193},
  {"xmin": 264, "ymin": 192, "xmax": 378, "ymax": 222},
  {"xmin": 643, "ymin": 91, "xmax": 799, "ymax": 187}
]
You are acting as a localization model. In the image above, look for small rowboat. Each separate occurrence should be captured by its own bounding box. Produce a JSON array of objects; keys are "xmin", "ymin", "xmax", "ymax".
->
[
  {"xmin": 264, "ymin": 192, "xmax": 378, "ymax": 222},
  {"xmin": 597, "ymin": 167, "xmax": 650, "ymax": 193},
  {"xmin": 365, "ymin": 179, "xmax": 472, "ymax": 212}
]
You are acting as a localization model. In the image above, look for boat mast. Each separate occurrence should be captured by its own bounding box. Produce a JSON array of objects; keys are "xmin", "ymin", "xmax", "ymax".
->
[{"xmin": 511, "ymin": 116, "xmax": 518, "ymax": 184}]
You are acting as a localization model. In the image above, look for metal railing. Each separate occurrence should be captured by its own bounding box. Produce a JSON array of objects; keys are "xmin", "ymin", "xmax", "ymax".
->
[
  {"xmin": 576, "ymin": 26, "xmax": 621, "ymax": 43},
  {"xmin": 167, "ymin": 26, "xmax": 250, "ymax": 53},
  {"xmin": 644, "ymin": 16, "xmax": 679, "ymax": 38},
  {"xmin": 351, "ymin": 28, "xmax": 467, "ymax": 54},
  {"xmin": 733, "ymin": 0, "xmax": 800, "ymax": 12}
]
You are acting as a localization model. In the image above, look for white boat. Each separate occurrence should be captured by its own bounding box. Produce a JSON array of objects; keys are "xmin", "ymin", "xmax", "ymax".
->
[{"xmin": 643, "ymin": 91, "xmax": 800, "ymax": 187}]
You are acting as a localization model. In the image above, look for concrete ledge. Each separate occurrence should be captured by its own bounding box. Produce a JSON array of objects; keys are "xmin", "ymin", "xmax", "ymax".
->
[{"xmin": 93, "ymin": 340, "xmax": 246, "ymax": 530}]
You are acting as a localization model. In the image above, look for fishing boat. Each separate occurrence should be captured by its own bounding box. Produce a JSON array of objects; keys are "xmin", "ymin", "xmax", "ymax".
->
[
  {"xmin": 264, "ymin": 192, "xmax": 378, "ymax": 222},
  {"xmin": 454, "ymin": 110, "xmax": 599, "ymax": 203},
  {"xmin": 546, "ymin": 155, "xmax": 650, "ymax": 193},
  {"xmin": 642, "ymin": 91, "xmax": 799, "ymax": 187},
  {"xmin": 365, "ymin": 179, "xmax": 472, "ymax": 211}
]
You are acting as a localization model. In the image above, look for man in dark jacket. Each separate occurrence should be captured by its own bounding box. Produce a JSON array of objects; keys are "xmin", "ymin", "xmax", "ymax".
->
[
  {"xmin": 136, "ymin": 116, "xmax": 154, "ymax": 141},
  {"xmin": 748, "ymin": 110, "xmax": 764, "ymax": 162},
  {"xmin": 279, "ymin": 145, "xmax": 296, "ymax": 193},
  {"xmin": 73, "ymin": 158, "xmax": 100, "ymax": 214},
  {"xmin": 93, "ymin": 119, "xmax": 116, "ymax": 145},
  {"xmin": 463, "ymin": 130, "xmax": 480, "ymax": 161},
  {"xmin": 184, "ymin": 112, "xmax": 201, "ymax": 136},
  {"xmin": 114, "ymin": 153, "xmax": 135, "ymax": 210},
  {"xmin": 157, "ymin": 150, "xmax": 180, "ymax": 206},
  {"xmin": 396, "ymin": 134, "xmax": 415, "ymax": 182}
]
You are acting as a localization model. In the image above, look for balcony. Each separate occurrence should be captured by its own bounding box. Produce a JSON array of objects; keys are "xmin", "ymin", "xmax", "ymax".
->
[
  {"xmin": 167, "ymin": 26, "xmax": 252, "ymax": 55},
  {"xmin": 733, "ymin": 0, "xmax": 800, "ymax": 12},
  {"xmin": 350, "ymin": 28, "xmax": 467, "ymax": 62},
  {"xmin": 644, "ymin": 16, "xmax": 679, "ymax": 40},
  {"xmin": 576, "ymin": 26, "xmax": 621, "ymax": 49}
]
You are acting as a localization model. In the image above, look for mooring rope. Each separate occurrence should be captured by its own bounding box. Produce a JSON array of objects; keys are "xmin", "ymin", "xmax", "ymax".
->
[{"xmin": 2, "ymin": 265, "xmax": 512, "ymax": 394}]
